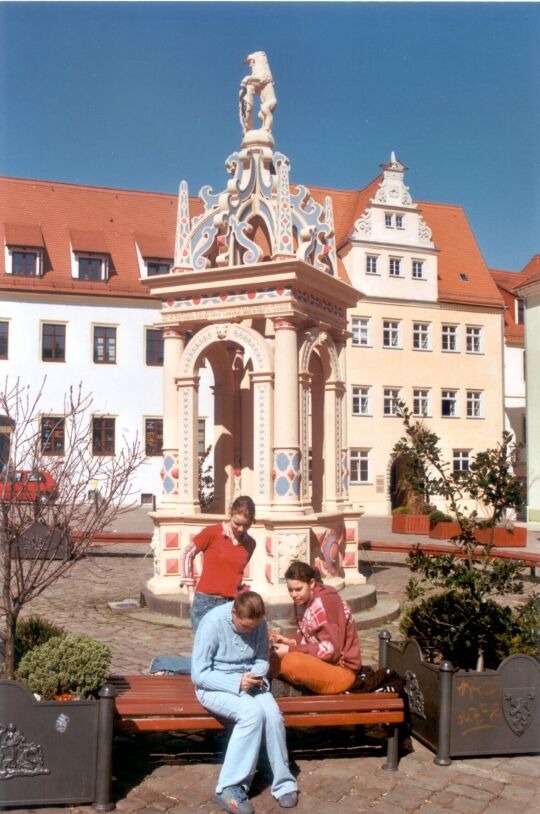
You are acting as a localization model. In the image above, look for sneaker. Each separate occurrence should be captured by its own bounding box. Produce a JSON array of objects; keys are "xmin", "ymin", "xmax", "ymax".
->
[
  {"xmin": 278, "ymin": 791, "xmax": 298, "ymax": 808},
  {"xmin": 214, "ymin": 785, "xmax": 254, "ymax": 814}
]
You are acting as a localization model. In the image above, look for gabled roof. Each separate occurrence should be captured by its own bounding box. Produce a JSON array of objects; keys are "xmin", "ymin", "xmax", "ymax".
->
[
  {"xmin": 490, "ymin": 269, "xmax": 524, "ymax": 345},
  {"xmin": 519, "ymin": 254, "xmax": 540, "ymax": 287},
  {"xmin": 0, "ymin": 175, "xmax": 504, "ymax": 308},
  {"xmin": 0, "ymin": 177, "xmax": 202, "ymax": 298}
]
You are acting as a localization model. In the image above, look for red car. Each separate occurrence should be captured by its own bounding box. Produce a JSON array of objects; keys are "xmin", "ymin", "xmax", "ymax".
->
[{"xmin": 0, "ymin": 470, "xmax": 58, "ymax": 503}]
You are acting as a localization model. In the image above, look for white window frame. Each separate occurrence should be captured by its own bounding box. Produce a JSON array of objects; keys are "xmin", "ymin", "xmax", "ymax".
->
[
  {"xmin": 352, "ymin": 386, "xmax": 371, "ymax": 416},
  {"xmin": 412, "ymin": 322, "xmax": 431, "ymax": 351},
  {"xmin": 383, "ymin": 388, "xmax": 401, "ymax": 416},
  {"xmin": 466, "ymin": 390, "xmax": 483, "ymax": 418},
  {"xmin": 395, "ymin": 214, "xmax": 404, "ymax": 229},
  {"xmin": 385, "ymin": 213, "xmax": 393, "ymax": 228},
  {"xmin": 350, "ymin": 449, "xmax": 370, "ymax": 484},
  {"xmin": 72, "ymin": 252, "xmax": 109, "ymax": 282},
  {"xmin": 412, "ymin": 260, "xmax": 424, "ymax": 279},
  {"xmin": 383, "ymin": 320, "xmax": 401, "ymax": 349},
  {"xmin": 442, "ymin": 324, "xmax": 459, "ymax": 352},
  {"xmin": 453, "ymin": 449, "xmax": 471, "ymax": 476},
  {"xmin": 351, "ymin": 317, "xmax": 370, "ymax": 347},
  {"xmin": 442, "ymin": 389, "xmax": 458, "ymax": 417},
  {"xmin": 413, "ymin": 389, "xmax": 431, "ymax": 417},
  {"xmin": 365, "ymin": 255, "xmax": 378, "ymax": 274},
  {"xmin": 6, "ymin": 246, "xmax": 44, "ymax": 277},
  {"xmin": 516, "ymin": 298, "xmax": 525, "ymax": 325},
  {"xmin": 389, "ymin": 258, "xmax": 402, "ymax": 277},
  {"xmin": 466, "ymin": 326, "xmax": 482, "ymax": 354}
]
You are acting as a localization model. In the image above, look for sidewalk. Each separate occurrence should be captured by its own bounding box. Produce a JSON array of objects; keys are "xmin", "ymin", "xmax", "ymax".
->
[{"xmin": 11, "ymin": 511, "xmax": 540, "ymax": 814}]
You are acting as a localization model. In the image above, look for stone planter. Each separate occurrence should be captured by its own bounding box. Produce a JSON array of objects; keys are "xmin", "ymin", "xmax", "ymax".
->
[
  {"xmin": 391, "ymin": 514, "xmax": 430, "ymax": 535},
  {"xmin": 474, "ymin": 526, "xmax": 527, "ymax": 548},
  {"xmin": 0, "ymin": 679, "xmax": 115, "ymax": 809},
  {"xmin": 429, "ymin": 522, "xmax": 460, "ymax": 540},
  {"xmin": 379, "ymin": 631, "xmax": 540, "ymax": 764}
]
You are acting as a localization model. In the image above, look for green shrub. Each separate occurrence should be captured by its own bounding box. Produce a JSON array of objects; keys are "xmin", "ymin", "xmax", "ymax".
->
[
  {"xmin": 14, "ymin": 616, "xmax": 65, "ymax": 667},
  {"xmin": 16, "ymin": 634, "xmax": 112, "ymax": 699},
  {"xmin": 428, "ymin": 510, "xmax": 454, "ymax": 527}
]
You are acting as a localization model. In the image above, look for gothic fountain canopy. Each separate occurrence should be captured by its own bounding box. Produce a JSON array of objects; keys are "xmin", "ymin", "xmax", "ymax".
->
[{"xmin": 172, "ymin": 51, "xmax": 338, "ymax": 278}]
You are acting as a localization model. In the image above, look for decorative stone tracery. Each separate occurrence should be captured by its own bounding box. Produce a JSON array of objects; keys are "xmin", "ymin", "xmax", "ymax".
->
[{"xmin": 145, "ymin": 52, "xmax": 363, "ymax": 601}]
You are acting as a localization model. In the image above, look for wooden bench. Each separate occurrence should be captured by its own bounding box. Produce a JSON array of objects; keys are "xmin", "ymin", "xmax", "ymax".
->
[{"xmin": 109, "ymin": 674, "xmax": 405, "ymax": 772}]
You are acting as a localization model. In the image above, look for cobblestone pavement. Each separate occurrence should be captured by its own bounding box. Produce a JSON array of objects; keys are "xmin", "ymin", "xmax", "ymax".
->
[{"xmin": 11, "ymin": 535, "xmax": 540, "ymax": 814}]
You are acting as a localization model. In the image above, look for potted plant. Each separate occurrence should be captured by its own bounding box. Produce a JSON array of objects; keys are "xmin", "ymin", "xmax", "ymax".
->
[
  {"xmin": 1, "ymin": 632, "xmax": 116, "ymax": 809},
  {"xmin": 381, "ymin": 405, "xmax": 540, "ymax": 764},
  {"xmin": 428, "ymin": 510, "xmax": 460, "ymax": 540}
]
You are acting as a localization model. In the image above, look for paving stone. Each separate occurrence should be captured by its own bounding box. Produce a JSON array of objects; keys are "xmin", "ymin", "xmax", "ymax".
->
[
  {"xmin": 449, "ymin": 796, "xmax": 487, "ymax": 814},
  {"xmin": 481, "ymin": 801, "xmax": 532, "ymax": 814},
  {"xmin": 445, "ymin": 784, "xmax": 493, "ymax": 801}
]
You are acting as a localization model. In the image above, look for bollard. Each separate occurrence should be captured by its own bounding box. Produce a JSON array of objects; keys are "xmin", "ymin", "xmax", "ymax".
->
[
  {"xmin": 94, "ymin": 683, "xmax": 117, "ymax": 810},
  {"xmin": 434, "ymin": 660, "xmax": 454, "ymax": 766},
  {"xmin": 378, "ymin": 629, "xmax": 391, "ymax": 669}
]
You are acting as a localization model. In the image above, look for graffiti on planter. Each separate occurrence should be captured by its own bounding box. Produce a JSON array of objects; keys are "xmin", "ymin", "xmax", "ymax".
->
[
  {"xmin": 455, "ymin": 677, "xmax": 503, "ymax": 736},
  {"xmin": 0, "ymin": 723, "xmax": 50, "ymax": 779}
]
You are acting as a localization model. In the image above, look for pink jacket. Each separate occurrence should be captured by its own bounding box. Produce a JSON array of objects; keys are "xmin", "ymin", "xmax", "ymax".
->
[{"xmin": 288, "ymin": 583, "xmax": 361, "ymax": 672}]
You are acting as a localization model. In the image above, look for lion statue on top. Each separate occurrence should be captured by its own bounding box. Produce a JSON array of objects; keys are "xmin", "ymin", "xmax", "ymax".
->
[{"xmin": 239, "ymin": 51, "xmax": 277, "ymax": 135}]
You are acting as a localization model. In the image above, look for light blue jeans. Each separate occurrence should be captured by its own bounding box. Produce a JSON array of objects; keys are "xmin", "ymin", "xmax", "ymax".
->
[
  {"xmin": 196, "ymin": 687, "xmax": 297, "ymax": 799},
  {"xmin": 149, "ymin": 592, "xmax": 231, "ymax": 674}
]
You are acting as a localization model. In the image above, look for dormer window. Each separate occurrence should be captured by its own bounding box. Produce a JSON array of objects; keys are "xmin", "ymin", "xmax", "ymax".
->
[
  {"xmin": 4, "ymin": 223, "xmax": 45, "ymax": 277},
  {"xmin": 147, "ymin": 260, "xmax": 172, "ymax": 276},
  {"xmin": 70, "ymin": 230, "xmax": 109, "ymax": 281},
  {"xmin": 134, "ymin": 233, "xmax": 174, "ymax": 278},
  {"xmin": 78, "ymin": 255, "xmax": 106, "ymax": 281}
]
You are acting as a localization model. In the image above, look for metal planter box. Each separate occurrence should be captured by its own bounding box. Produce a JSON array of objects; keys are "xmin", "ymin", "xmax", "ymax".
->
[
  {"xmin": 379, "ymin": 632, "xmax": 540, "ymax": 765},
  {"xmin": 0, "ymin": 680, "xmax": 115, "ymax": 809}
]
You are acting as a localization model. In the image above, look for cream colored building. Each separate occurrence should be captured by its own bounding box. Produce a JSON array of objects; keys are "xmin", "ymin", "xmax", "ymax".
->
[{"xmin": 515, "ymin": 255, "xmax": 540, "ymax": 523}]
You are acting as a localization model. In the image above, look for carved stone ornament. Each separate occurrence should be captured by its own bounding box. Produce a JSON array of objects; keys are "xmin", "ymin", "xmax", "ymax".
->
[
  {"xmin": 418, "ymin": 216, "xmax": 434, "ymax": 245},
  {"xmin": 0, "ymin": 723, "xmax": 50, "ymax": 779},
  {"xmin": 173, "ymin": 54, "xmax": 337, "ymax": 276},
  {"xmin": 239, "ymin": 51, "xmax": 277, "ymax": 135},
  {"xmin": 351, "ymin": 209, "xmax": 372, "ymax": 239},
  {"xmin": 404, "ymin": 670, "xmax": 426, "ymax": 719},
  {"xmin": 502, "ymin": 688, "xmax": 536, "ymax": 736},
  {"xmin": 371, "ymin": 151, "xmax": 415, "ymax": 209}
]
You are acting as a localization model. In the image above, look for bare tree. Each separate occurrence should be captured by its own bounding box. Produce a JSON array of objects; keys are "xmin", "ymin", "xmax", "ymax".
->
[{"xmin": 0, "ymin": 378, "xmax": 145, "ymax": 677}]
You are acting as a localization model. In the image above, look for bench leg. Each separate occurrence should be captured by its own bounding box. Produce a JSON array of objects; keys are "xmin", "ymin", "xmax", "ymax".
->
[{"xmin": 382, "ymin": 724, "xmax": 399, "ymax": 772}]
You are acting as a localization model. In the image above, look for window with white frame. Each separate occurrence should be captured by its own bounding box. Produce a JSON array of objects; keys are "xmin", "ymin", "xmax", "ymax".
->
[
  {"xmin": 76, "ymin": 254, "xmax": 109, "ymax": 282},
  {"xmin": 147, "ymin": 260, "xmax": 172, "ymax": 276},
  {"xmin": 442, "ymin": 389, "xmax": 458, "ymax": 417},
  {"xmin": 412, "ymin": 260, "xmax": 424, "ymax": 279},
  {"xmin": 453, "ymin": 449, "xmax": 471, "ymax": 477},
  {"xmin": 395, "ymin": 215, "xmax": 404, "ymax": 228},
  {"xmin": 383, "ymin": 388, "xmax": 401, "ymax": 416},
  {"xmin": 385, "ymin": 213, "xmax": 393, "ymax": 228},
  {"xmin": 466, "ymin": 390, "xmax": 483, "ymax": 418},
  {"xmin": 350, "ymin": 449, "xmax": 370, "ymax": 483},
  {"xmin": 466, "ymin": 326, "xmax": 482, "ymax": 353},
  {"xmin": 413, "ymin": 389, "xmax": 431, "ymax": 417},
  {"xmin": 412, "ymin": 322, "xmax": 431, "ymax": 351},
  {"xmin": 351, "ymin": 317, "xmax": 370, "ymax": 347},
  {"xmin": 11, "ymin": 250, "xmax": 43, "ymax": 277},
  {"xmin": 352, "ymin": 386, "xmax": 371, "ymax": 416},
  {"xmin": 383, "ymin": 320, "xmax": 401, "ymax": 348},
  {"xmin": 442, "ymin": 324, "xmax": 459, "ymax": 352},
  {"xmin": 516, "ymin": 298, "xmax": 525, "ymax": 325},
  {"xmin": 366, "ymin": 255, "xmax": 378, "ymax": 274},
  {"xmin": 389, "ymin": 258, "xmax": 401, "ymax": 277}
]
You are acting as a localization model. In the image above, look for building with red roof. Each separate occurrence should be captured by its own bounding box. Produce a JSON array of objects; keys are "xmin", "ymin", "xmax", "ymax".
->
[{"xmin": 0, "ymin": 149, "xmax": 510, "ymax": 517}]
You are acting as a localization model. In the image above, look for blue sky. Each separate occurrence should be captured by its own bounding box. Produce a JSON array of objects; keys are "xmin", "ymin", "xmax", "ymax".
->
[{"xmin": 1, "ymin": 2, "xmax": 538, "ymax": 271}]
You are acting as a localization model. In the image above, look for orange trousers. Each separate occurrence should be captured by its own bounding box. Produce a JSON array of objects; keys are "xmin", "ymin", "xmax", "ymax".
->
[{"xmin": 278, "ymin": 651, "xmax": 356, "ymax": 695}]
